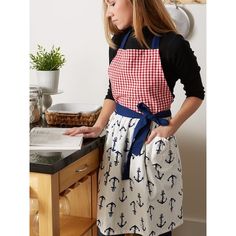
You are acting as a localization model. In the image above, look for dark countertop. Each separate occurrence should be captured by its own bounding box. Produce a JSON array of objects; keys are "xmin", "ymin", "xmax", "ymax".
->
[
  {"xmin": 30, "ymin": 116, "xmax": 105, "ymax": 174},
  {"xmin": 30, "ymin": 136, "xmax": 105, "ymax": 174}
]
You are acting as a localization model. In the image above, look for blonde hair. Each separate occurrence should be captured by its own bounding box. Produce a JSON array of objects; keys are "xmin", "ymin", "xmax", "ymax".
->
[{"xmin": 103, "ymin": 0, "xmax": 177, "ymax": 48}]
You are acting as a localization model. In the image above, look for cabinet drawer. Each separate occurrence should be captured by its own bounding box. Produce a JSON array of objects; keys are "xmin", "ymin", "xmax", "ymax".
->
[{"xmin": 59, "ymin": 148, "xmax": 99, "ymax": 192}]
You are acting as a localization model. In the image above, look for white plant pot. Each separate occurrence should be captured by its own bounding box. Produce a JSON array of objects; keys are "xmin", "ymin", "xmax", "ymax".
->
[{"xmin": 36, "ymin": 70, "xmax": 60, "ymax": 93}]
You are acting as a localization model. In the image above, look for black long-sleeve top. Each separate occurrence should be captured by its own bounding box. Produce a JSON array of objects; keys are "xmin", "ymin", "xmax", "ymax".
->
[{"xmin": 105, "ymin": 27, "xmax": 205, "ymax": 101}]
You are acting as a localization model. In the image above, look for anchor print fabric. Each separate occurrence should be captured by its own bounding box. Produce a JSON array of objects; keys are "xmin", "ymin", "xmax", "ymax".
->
[{"xmin": 97, "ymin": 113, "xmax": 183, "ymax": 236}]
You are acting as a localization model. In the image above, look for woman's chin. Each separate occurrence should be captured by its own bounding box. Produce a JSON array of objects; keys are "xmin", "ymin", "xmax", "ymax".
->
[{"xmin": 117, "ymin": 25, "xmax": 129, "ymax": 30}]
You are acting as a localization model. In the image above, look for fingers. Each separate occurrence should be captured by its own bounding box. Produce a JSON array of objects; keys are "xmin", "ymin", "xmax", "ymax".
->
[
  {"xmin": 64, "ymin": 127, "xmax": 79, "ymax": 136},
  {"xmin": 146, "ymin": 126, "xmax": 173, "ymax": 144},
  {"xmin": 146, "ymin": 130, "xmax": 157, "ymax": 144},
  {"xmin": 146, "ymin": 127, "xmax": 166, "ymax": 144},
  {"xmin": 64, "ymin": 126, "xmax": 92, "ymax": 136},
  {"xmin": 64, "ymin": 126, "xmax": 101, "ymax": 138}
]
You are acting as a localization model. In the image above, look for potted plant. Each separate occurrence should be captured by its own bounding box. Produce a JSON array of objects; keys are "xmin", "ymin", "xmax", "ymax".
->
[{"xmin": 30, "ymin": 45, "xmax": 66, "ymax": 93}]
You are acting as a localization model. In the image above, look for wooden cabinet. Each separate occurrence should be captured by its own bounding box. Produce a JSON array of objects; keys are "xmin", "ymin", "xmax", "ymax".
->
[
  {"xmin": 59, "ymin": 150, "xmax": 99, "ymax": 193},
  {"xmin": 30, "ymin": 147, "xmax": 101, "ymax": 236}
]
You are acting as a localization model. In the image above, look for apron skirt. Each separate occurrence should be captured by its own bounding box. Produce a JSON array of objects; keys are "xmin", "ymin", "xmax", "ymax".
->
[{"xmin": 97, "ymin": 111, "xmax": 183, "ymax": 236}]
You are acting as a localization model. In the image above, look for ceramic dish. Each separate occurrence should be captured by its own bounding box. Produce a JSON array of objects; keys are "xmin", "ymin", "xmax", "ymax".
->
[{"xmin": 47, "ymin": 103, "xmax": 102, "ymax": 114}]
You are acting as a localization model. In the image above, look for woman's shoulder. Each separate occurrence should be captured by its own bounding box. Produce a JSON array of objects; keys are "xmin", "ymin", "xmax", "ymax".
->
[
  {"xmin": 159, "ymin": 31, "xmax": 194, "ymax": 62},
  {"xmin": 160, "ymin": 31, "xmax": 188, "ymax": 51}
]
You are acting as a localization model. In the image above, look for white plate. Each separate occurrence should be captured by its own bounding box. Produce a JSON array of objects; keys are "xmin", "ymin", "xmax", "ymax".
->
[
  {"xmin": 165, "ymin": 5, "xmax": 191, "ymax": 38},
  {"xmin": 47, "ymin": 103, "xmax": 102, "ymax": 114}
]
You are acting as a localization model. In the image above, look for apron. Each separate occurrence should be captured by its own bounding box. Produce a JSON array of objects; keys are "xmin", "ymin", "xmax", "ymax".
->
[{"xmin": 97, "ymin": 30, "xmax": 183, "ymax": 236}]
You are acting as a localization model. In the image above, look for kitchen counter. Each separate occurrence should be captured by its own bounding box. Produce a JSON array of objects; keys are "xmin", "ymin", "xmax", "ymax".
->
[
  {"xmin": 30, "ymin": 136, "xmax": 105, "ymax": 174},
  {"xmin": 30, "ymin": 117, "xmax": 105, "ymax": 236}
]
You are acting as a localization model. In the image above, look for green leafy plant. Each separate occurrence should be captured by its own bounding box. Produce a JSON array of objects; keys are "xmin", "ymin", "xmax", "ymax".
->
[{"xmin": 30, "ymin": 45, "xmax": 66, "ymax": 71}]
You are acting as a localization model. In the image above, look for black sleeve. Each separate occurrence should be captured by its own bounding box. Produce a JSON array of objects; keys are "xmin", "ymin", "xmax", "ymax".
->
[
  {"xmin": 170, "ymin": 34, "xmax": 205, "ymax": 99},
  {"xmin": 104, "ymin": 46, "xmax": 117, "ymax": 100},
  {"xmin": 105, "ymin": 80, "xmax": 114, "ymax": 100}
]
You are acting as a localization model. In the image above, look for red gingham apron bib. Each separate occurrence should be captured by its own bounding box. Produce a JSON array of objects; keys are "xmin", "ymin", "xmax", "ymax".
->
[
  {"xmin": 108, "ymin": 30, "xmax": 174, "ymax": 114},
  {"xmin": 97, "ymin": 31, "xmax": 183, "ymax": 236}
]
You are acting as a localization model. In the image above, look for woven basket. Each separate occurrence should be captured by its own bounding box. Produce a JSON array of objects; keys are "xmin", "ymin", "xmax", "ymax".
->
[{"xmin": 45, "ymin": 108, "xmax": 101, "ymax": 127}]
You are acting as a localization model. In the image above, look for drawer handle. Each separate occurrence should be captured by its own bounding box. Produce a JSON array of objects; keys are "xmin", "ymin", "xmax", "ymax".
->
[{"xmin": 75, "ymin": 164, "xmax": 88, "ymax": 173}]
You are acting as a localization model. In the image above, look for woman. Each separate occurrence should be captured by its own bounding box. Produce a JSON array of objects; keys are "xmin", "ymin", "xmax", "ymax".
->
[{"xmin": 65, "ymin": 0, "xmax": 205, "ymax": 235}]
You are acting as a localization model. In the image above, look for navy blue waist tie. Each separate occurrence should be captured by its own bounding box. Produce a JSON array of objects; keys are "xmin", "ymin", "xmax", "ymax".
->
[{"xmin": 115, "ymin": 102, "xmax": 171, "ymax": 180}]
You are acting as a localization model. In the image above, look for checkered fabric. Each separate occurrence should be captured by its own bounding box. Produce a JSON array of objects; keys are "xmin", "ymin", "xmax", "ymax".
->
[{"xmin": 109, "ymin": 49, "xmax": 174, "ymax": 113}]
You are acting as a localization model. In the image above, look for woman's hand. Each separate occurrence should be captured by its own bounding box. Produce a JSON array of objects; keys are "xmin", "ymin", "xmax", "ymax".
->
[
  {"xmin": 64, "ymin": 99, "xmax": 116, "ymax": 138},
  {"xmin": 146, "ymin": 122, "xmax": 177, "ymax": 144},
  {"xmin": 64, "ymin": 126, "xmax": 103, "ymax": 138}
]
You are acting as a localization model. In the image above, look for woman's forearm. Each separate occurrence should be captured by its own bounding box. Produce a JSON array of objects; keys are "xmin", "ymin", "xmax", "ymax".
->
[
  {"xmin": 170, "ymin": 96, "xmax": 203, "ymax": 133},
  {"xmin": 146, "ymin": 96, "xmax": 203, "ymax": 143},
  {"xmin": 94, "ymin": 99, "xmax": 116, "ymax": 130}
]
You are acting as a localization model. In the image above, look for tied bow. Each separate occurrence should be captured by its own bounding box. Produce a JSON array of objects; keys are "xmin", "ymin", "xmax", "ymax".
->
[
  {"xmin": 131, "ymin": 102, "xmax": 170, "ymax": 156},
  {"xmin": 119, "ymin": 102, "xmax": 171, "ymax": 180}
]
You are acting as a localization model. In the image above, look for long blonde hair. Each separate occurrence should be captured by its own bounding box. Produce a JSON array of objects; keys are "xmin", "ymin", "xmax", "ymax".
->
[{"xmin": 103, "ymin": 0, "xmax": 176, "ymax": 48}]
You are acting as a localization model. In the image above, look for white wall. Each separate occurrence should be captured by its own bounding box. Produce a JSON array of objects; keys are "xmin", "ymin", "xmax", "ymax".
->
[
  {"xmin": 169, "ymin": 4, "xmax": 206, "ymax": 236},
  {"xmin": 30, "ymin": 0, "xmax": 109, "ymax": 105},
  {"xmin": 30, "ymin": 2, "xmax": 206, "ymax": 235}
]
